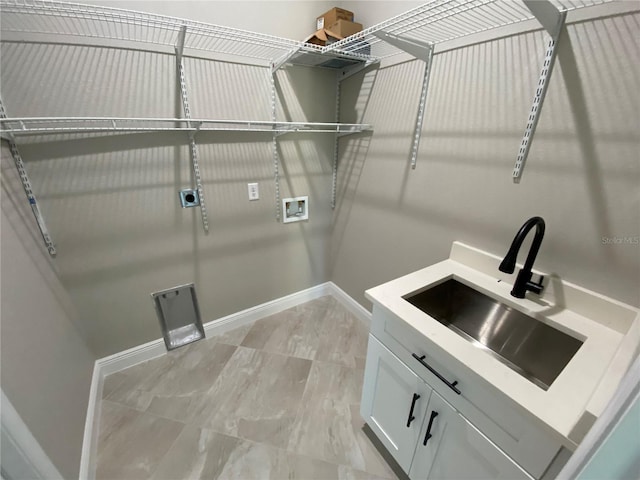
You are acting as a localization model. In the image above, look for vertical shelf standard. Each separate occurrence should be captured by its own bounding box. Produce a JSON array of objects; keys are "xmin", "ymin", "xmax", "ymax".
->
[
  {"xmin": 268, "ymin": 69, "xmax": 282, "ymax": 221},
  {"xmin": 0, "ymin": 98, "xmax": 57, "ymax": 256},
  {"xmin": 374, "ymin": 32, "xmax": 435, "ymax": 170},
  {"xmin": 513, "ymin": 0, "xmax": 567, "ymax": 182},
  {"xmin": 331, "ymin": 76, "xmax": 341, "ymax": 210},
  {"xmin": 175, "ymin": 25, "xmax": 209, "ymax": 233}
]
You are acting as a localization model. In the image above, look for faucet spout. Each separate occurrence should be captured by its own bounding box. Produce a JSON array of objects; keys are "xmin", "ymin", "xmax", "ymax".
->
[{"xmin": 499, "ymin": 216, "xmax": 546, "ymax": 298}]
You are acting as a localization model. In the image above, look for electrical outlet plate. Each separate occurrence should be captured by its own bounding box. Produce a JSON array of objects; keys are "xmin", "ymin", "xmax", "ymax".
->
[
  {"xmin": 248, "ymin": 182, "xmax": 259, "ymax": 201},
  {"xmin": 179, "ymin": 189, "xmax": 200, "ymax": 208},
  {"xmin": 282, "ymin": 196, "xmax": 309, "ymax": 223}
]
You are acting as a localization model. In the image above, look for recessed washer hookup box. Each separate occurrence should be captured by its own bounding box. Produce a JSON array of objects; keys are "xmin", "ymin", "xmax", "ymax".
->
[{"xmin": 152, "ymin": 283, "xmax": 205, "ymax": 350}]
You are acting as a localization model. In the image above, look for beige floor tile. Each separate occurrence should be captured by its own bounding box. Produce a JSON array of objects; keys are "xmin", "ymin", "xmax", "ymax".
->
[
  {"xmin": 338, "ymin": 464, "xmax": 396, "ymax": 480},
  {"xmin": 96, "ymin": 401, "xmax": 184, "ymax": 480},
  {"xmin": 303, "ymin": 360, "xmax": 365, "ymax": 406},
  {"xmin": 96, "ymin": 296, "xmax": 396, "ymax": 479},
  {"xmin": 151, "ymin": 425, "xmax": 339, "ymax": 480},
  {"xmin": 196, "ymin": 346, "xmax": 312, "ymax": 449},
  {"xmin": 289, "ymin": 361, "xmax": 395, "ymax": 478},
  {"xmin": 241, "ymin": 308, "xmax": 322, "ymax": 359},
  {"xmin": 289, "ymin": 399, "xmax": 394, "ymax": 477},
  {"xmin": 104, "ymin": 341, "xmax": 237, "ymax": 416},
  {"xmin": 212, "ymin": 324, "xmax": 253, "ymax": 346},
  {"xmin": 315, "ymin": 300, "xmax": 369, "ymax": 368}
]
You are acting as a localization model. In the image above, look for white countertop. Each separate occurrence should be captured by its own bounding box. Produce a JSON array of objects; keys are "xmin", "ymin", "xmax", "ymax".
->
[{"xmin": 365, "ymin": 242, "xmax": 639, "ymax": 449}]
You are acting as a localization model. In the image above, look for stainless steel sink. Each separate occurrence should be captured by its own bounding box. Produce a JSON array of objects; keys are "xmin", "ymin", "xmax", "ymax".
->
[{"xmin": 403, "ymin": 279, "xmax": 583, "ymax": 390}]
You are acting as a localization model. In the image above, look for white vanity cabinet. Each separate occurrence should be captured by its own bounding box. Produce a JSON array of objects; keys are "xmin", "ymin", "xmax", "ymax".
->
[
  {"xmin": 410, "ymin": 388, "xmax": 531, "ymax": 479},
  {"xmin": 362, "ymin": 334, "xmax": 532, "ymax": 479},
  {"xmin": 362, "ymin": 242, "xmax": 640, "ymax": 479},
  {"xmin": 360, "ymin": 334, "xmax": 432, "ymax": 472}
]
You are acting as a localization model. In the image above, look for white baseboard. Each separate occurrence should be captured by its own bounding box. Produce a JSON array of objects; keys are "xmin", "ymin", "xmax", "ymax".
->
[
  {"xmin": 326, "ymin": 282, "xmax": 372, "ymax": 326},
  {"xmin": 79, "ymin": 282, "xmax": 367, "ymax": 479},
  {"xmin": 202, "ymin": 282, "xmax": 333, "ymax": 338},
  {"xmin": 78, "ymin": 363, "xmax": 101, "ymax": 480}
]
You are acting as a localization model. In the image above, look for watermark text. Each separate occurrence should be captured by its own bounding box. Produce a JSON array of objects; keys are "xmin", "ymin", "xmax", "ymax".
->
[{"xmin": 602, "ymin": 235, "xmax": 639, "ymax": 246}]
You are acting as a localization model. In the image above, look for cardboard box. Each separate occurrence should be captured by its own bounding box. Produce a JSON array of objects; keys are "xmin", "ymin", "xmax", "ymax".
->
[
  {"xmin": 326, "ymin": 19, "xmax": 362, "ymax": 39},
  {"xmin": 316, "ymin": 7, "xmax": 353, "ymax": 30},
  {"xmin": 305, "ymin": 28, "xmax": 341, "ymax": 46},
  {"xmin": 304, "ymin": 20, "xmax": 363, "ymax": 46}
]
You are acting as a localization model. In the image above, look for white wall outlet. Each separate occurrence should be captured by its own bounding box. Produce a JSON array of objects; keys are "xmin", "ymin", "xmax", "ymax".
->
[
  {"xmin": 282, "ymin": 196, "xmax": 309, "ymax": 223},
  {"xmin": 248, "ymin": 183, "xmax": 259, "ymax": 201}
]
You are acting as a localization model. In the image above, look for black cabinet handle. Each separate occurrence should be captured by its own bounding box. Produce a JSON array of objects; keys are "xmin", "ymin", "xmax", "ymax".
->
[
  {"xmin": 412, "ymin": 353, "xmax": 461, "ymax": 395},
  {"xmin": 423, "ymin": 410, "xmax": 439, "ymax": 446},
  {"xmin": 406, "ymin": 393, "xmax": 421, "ymax": 428}
]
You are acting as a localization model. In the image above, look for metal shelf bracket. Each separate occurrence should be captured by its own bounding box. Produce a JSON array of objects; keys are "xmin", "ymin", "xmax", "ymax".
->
[
  {"xmin": 175, "ymin": 26, "xmax": 209, "ymax": 233},
  {"xmin": 373, "ymin": 31, "xmax": 433, "ymax": 61},
  {"xmin": 513, "ymin": 1, "xmax": 567, "ymax": 183},
  {"xmin": 410, "ymin": 44, "xmax": 435, "ymax": 170},
  {"xmin": 375, "ymin": 31, "xmax": 434, "ymax": 169},
  {"xmin": 337, "ymin": 59, "xmax": 378, "ymax": 81},
  {"xmin": 0, "ymin": 98, "xmax": 56, "ymax": 256},
  {"xmin": 271, "ymin": 47, "xmax": 302, "ymax": 73}
]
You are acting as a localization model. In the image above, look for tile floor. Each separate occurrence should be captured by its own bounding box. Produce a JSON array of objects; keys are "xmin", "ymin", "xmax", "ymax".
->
[{"xmin": 96, "ymin": 296, "xmax": 398, "ymax": 479}]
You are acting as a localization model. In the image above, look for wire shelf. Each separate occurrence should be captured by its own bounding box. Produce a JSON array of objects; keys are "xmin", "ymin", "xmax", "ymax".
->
[
  {"xmin": 0, "ymin": 0, "xmax": 612, "ymax": 66},
  {"xmin": 0, "ymin": 117, "xmax": 373, "ymax": 136},
  {"xmin": 0, "ymin": 0, "xmax": 359, "ymax": 66},
  {"xmin": 324, "ymin": 0, "xmax": 613, "ymax": 59}
]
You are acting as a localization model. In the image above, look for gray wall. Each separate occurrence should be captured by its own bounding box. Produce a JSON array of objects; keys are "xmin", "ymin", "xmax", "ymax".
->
[
  {"xmin": 331, "ymin": 7, "xmax": 640, "ymax": 309},
  {"xmin": 1, "ymin": 2, "xmax": 339, "ymax": 357},
  {"xmin": 1, "ymin": 145, "xmax": 97, "ymax": 479},
  {"xmin": 82, "ymin": 0, "xmax": 334, "ymax": 41}
]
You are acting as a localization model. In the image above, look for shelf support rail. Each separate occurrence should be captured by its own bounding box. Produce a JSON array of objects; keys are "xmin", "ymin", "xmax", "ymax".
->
[
  {"xmin": 338, "ymin": 59, "xmax": 379, "ymax": 82},
  {"xmin": 0, "ymin": 98, "xmax": 56, "ymax": 256},
  {"xmin": 175, "ymin": 25, "xmax": 209, "ymax": 232},
  {"xmin": 374, "ymin": 32, "xmax": 434, "ymax": 169},
  {"xmin": 331, "ymin": 75, "xmax": 342, "ymax": 209},
  {"xmin": 513, "ymin": 1, "xmax": 566, "ymax": 183},
  {"xmin": 269, "ymin": 71, "xmax": 282, "ymax": 221},
  {"xmin": 271, "ymin": 46, "xmax": 302, "ymax": 74}
]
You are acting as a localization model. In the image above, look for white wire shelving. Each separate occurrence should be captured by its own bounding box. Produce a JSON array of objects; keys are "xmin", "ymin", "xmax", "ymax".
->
[
  {"xmin": 0, "ymin": 0, "xmax": 376, "ymax": 242},
  {"xmin": 0, "ymin": 0, "xmax": 370, "ymax": 69},
  {"xmin": 322, "ymin": 0, "xmax": 613, "ymax": 177},
  {"xmin": 0, "ymin": 0, "xmax": 622, "ymax": 251},
  {"xmin": 0, "ymin": 117, "xmax": 373, "ymax": 136},
  {"xmin": 322, "ymin": 0, "xmax": 612, "ymax": 59}
]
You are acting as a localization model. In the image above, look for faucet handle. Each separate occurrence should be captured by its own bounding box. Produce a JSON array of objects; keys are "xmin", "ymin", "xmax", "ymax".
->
[
  {"xmin": 527, "ymin": 274, "xmax": 545, "ymax": 295},
  {"xmin": 512, "ymin": 269, "xmax": 545, "ymax": 298}
]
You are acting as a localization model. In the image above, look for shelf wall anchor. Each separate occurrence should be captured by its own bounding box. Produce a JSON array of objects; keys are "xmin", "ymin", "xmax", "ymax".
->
[
  {"xmin": 331, "ymin": 74, "xmax": 342, "ymax": 209},
  {"xmin": 374, "ymin": 32, "xmax": 434, "ymax": 170},
  {"xmin": 513, "ymin": 1, "xmax": 567, "ymax": 183},
  {"xmin": 269, "ymin": 70, "xmax": 282, "ymax": 221},
  {"xmin": 0, "ymin": 98, "xmax": 56, "ymax": 256}
]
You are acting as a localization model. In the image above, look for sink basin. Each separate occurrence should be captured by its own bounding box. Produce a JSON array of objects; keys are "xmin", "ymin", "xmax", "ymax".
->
[{"xmin": 403, "ymin": 279, "xmax": 583, "ymax": 390}]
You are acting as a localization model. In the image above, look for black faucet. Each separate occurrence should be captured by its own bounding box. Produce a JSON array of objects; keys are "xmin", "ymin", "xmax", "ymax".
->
[{"xmin": 499, "ymin": 217, "xmax": 546, "ymax": 298}]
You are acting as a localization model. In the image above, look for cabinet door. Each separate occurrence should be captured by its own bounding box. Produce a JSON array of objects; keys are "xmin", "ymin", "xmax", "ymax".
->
[
  {"xmin": 410, "ymin": 391, "xmax": 532, "ymax": 480},
  {"xmin": 361, "ymin": 335, "xmax": 432, "ymax": 472}
]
